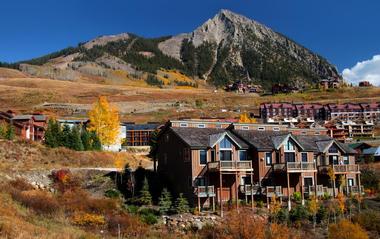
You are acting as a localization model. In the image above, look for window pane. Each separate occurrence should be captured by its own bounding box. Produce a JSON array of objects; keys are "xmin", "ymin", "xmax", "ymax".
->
[
  {"xmin": 239, "ymin": 150, "xmax": 248, "ymax": 161},
  {"xmin": 285, "ymin": 152, "xmax": 295, "ymax": 162},
  {"xmin": 220, "ymin": 138, "xmax": 232, "ymax": 149},
  {"xmin": 220, "ymin": 150, "xmax": 232, "ymax": 161},
  {"xmin": 302, "ymin": 153, "xmax": 308, "ymax": 162},
  {"xmin": 265, "ymin": 152, "xmax": 272, "ymax": 165},
  {"xmin": 200, "ymin": 150, "xmax": 207, "ymax": 164}
]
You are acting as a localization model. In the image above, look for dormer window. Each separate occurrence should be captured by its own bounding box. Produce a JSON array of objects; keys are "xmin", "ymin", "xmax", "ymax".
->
[
  {"xmin": 219, "ymin": 137, "xmax": 232, "ymax": 149},
  {"xmin": 329, "ymin": 144, "xmax": 338, "ymax": 154},
  {"xmin": 285, "ymin": 140, "xmax": 295, "ymax": 151}
]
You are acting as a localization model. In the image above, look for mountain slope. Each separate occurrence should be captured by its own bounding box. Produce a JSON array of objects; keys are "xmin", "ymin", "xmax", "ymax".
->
[{"xmin": 12, "ymin": 9, "xmax": 340, "ymax": 89}]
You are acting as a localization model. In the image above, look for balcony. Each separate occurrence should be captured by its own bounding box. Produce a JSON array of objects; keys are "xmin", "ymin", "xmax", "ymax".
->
[
  {"xmin": 272, "ymin": 163, "xmax": 286, "ymax": 172},
  {"xmin": 239, "ymin": 184, "xmax": 260, "ymax": 195},
  {"xmin": 265, "ymin": 186, "xmax": 283, "ymax": 197},
  {"xmin": 286, "ymin": 162, "xmax": 317, "ymax": 172},
  {"xmin": 333, "ymin": 164, "xmax": 360, "ymax": 174},
  {"xmin": 207, "ymin": 161, "xmax": 253, "ymax": 172},
  {"xmin": 344, "ymin": 185, "xmax": 364, "ymax": 195},
  {"xmin": 195, "ymin": 186, "xmax": 216, "ymax": 198}
]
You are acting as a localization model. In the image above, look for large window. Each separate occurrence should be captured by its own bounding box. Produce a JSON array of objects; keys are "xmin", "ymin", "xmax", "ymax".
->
[
  {"xmin": 200, "ymin": 150, "xmax": 207, "ymax": 165},
  {"xmin": 239, "ymin": 150, "xmax": 248, "ymax": 161},
  {"xmin": 285, "ymin": 140, "xmax": 295, "ymax": 151},
  {"xmin": 301, "ymin": 153, "xmax": 308, "ymax": 162},
  {"xmin": 220, "ymin": 137, "xmax": 232, "ymax": 149},
  {"xmin": 265, "ymin": 152, "xmax": 272, "ymax": 166}
]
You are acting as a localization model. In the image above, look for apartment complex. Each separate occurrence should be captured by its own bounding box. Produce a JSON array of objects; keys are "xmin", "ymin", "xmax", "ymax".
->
[
  {"xmin": 0, "ymin": 110, "xmax": 48, "ymax": 141},
  {"xmin": 124, "ymin": 123, "xmax": 160, "ymax": 147},
  {"xmin": 155, "ymin": 120, "xmax": 361, "ymax": 212},
  {"xmin": 260, "ymin": 102, "xmax": 380, "ymax": 123}
]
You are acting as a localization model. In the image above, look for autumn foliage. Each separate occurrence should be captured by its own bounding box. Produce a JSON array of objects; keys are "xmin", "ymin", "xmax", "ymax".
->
[
  {"xmin": 328, "ymin": 219, "xmax": 369, "ymax": 239},
  {"xmin": 88, "ymin": 96, "xmax": 120, "ymax": 147}
]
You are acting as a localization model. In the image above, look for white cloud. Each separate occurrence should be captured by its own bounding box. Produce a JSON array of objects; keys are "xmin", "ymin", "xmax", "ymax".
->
[{"xmin": 342, "ymin": 55, "xmax": 380, "ymax": 86}]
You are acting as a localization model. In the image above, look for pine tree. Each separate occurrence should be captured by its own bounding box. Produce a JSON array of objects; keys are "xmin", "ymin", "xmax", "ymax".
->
[
  {"xmin": 158, "ymin": 188, "xmax": 172, "ymax": 215},
  {"xmin": 5, "ymin": 125, "xmax": 15, "ymax": 140},
  {"xmin": 45, "ymin": 119, "xmax": 59, "ymax": 148},
  {"xmin": 139, "ymin": 177, "xmax": 152, "ymax": 206},
  {"xmin": 174, "ymin": 193, "xmax": 190, "ymax": 214},
  {"xmin": 60, "ymin": 124, "xmax": 71, "ymax": 148},
  {"xmin": 81, "ymin": 129, "xmax": 91, "ymax": 151},
  {"xmin": 90, "ymin": 131, "xmax": 102, "ymax": 151},
  {"xmin": 70, "ymin": 126, "xmax": 84, "ymax": 151}
]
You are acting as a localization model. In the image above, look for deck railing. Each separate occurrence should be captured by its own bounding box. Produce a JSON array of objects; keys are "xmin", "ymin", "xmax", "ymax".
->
[
  {"xmin": 239, "ymin": 184, "xmax": 260, "ymax": 195},
  {"xmin": 287, "ymin": 162, "xmax": 317, "ymax": 172},
  {"xmin": 345, "ymin": 185, "xmax": 364, "ymax": 195},
  {"xmin": 265, "ymin": 186, "xmax": 283, "ymax": 197},
  {"xmin": 333, "ymin": 164, "xmax": 360, "ymax": 173},
  {"xmin": 305, "ymin": 185, "xmax": 326, "ymax": 197},
  {"xmin": 195, "ymin": 186, "xmax": 215, "ymax": 197},
  {"xmin": 207, "ymin": 161, "xmax": 253, "ymax": 171}
]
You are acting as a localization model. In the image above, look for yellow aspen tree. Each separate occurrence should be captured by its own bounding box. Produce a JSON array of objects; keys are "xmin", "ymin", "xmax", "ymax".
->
[
  {"xmin": 239, "ymin": 112, "xmax": 257, "ymax": 123},
  {"xmin": 88, "ymin": 96, "xmax": 120, "ymax": 147}
]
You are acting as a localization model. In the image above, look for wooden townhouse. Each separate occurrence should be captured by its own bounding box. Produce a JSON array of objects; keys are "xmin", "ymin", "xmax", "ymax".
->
[{"xmin": 156, "ymin": 120, "xmax": 362, "ymax": 212}]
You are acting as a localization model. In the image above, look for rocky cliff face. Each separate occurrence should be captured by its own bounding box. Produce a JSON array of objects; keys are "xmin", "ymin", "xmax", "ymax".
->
[{"xmin": 16, "ymin": 9, "xmax": 340, "ymax": 89}]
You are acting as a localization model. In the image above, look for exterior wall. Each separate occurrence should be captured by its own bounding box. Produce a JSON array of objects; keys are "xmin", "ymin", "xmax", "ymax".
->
[
  {"xmin": 171, "ymin": 121, "xmax": 232, "ymax": 129},
  {"xmin": 126, "ymin": 129, "xmax": 154, "ymax": 146},
  {"xmin": 157, "ymin": 129, "xmax": 193, "ymax": 202}
]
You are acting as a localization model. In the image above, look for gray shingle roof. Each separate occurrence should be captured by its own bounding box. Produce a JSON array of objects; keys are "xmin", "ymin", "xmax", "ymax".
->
[{"xmin": 171, "ymin": 127, "xmax": 248, "ymax": 149}]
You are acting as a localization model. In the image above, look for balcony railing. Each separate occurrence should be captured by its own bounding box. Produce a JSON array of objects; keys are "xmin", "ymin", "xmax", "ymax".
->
[
  {"xmin": 195, "ymin": 186, "xmax": 216, "ymax": 197},
  {"xmin": 287, "ymin": 162, "xmax": 317, "ymax": 172},
  {"xmin": 265, "ymin": 186, "xmax": 283, "ymax": 197},
  {"xmin": 333, "ymin": 164, "xmax": 360, "ymax": 173},
  {"xmin": 239, "ymin": 184, "xmax": 260, "ymax": 195},
  {"xmin": 305, "ymin": 185, "xmax": 327, "ymax": 197},
  {"xmin": 344, "ymin": 185, "xmax": 364, "ymax": 195},
  {"xmin": 207, "ymin": 161, "xmax": 253, "ymax": 172},
  {"xmin": 272, "ymin": 163, "xmax": 285, "ymax": 171}
]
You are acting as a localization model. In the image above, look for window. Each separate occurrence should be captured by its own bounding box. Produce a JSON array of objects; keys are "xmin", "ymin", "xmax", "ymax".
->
[
  {"xmin": 220, "ymin": 137, "xmax": 232, "ymax": 149},
  {"xmin": 258, "ymin": 127, "xmax": 265, "ymax": 131},
  {"xmin": 242, "ymin": 126, "xmax": 249, "ymax": 130},
  {"xmin": 329, "ymin": 144, "xmax": 338, "ymax": 153},
  {"xmin": 220, "ymin": 151, "xmax": 232, "ymax": 161},
  {"xmin": 343, "ymin": 155, "xmax": 349, "ymax": 165},
  {"xmin": 197, "ymin": 124, "xmax": 206, "ymax": 128},
  {"xmin": 285, "ymin": 140, "xmax": 295, "ymax": 151},
  {"xmin": 265, "ymin": 152, "xmax": 272, "ymax": 166},
  {"xmin": 239, "ymin": 150, "xmax": 248, "ymax": 161},
  {"xmin": 304, "ymin": 177, "xmax": 313, "ymax": 188},
  {"xmin": 301, "ymin": 153, "xmax": 308, "ymax": 162},
  {"xmin": 179, "ymin": 123, "xmax": 188, "ymax": 127},
  {"xmin": 199, "ymin": 150, "xmax": 207, "ymax": 165},
  {"xmin": 329, "ymin": 155, "xmax": 339, "ymax": 165},
  {"xmin": 273, "ymin": 127, "xmax": 280, "ymax": 131},
  {"xmin": 195, "ymin": 177, "xmax": 205, "ymax": 186},
  {"xmin": 210, "ymin": 149, "xmax": 215, "ymax": 162},
  {"xmin": 285, "ymin": 152, "xmax": 295, "ymax": 162},
  {"xmin": 314, "ymin": 132, "xmax": 320, "ymax": 135},
  {"xmin": 301, "ymin": 131, "xmax": 307, "ymax": 135},
  {"xmin": 348, "ymin": 178, "xmax": 354, "ymax": 187}
]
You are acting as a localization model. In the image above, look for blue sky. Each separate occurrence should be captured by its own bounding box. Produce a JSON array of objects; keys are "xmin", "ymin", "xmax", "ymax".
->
[{"xmin": 0, "ymin": 0, "xmax": 379, "ymax": 74}]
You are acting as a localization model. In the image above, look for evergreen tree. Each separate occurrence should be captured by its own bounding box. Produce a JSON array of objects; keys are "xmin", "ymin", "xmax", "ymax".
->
[
  {"xmin": 139, "ymin": 177, "xmax": 152, "ymax": 206},
  {"xmin": 174, "ymin": 193, "xmax": 190, "ymax": 214},
  {"xmin": 45, "ymin": 119, "xmax": 59, "ymax": 148},
  {"xmin": 90, "ymin": 131, "xmax": 102, "ymax": 151},
  {"xmin": 70, "ymin": 126, "xmax": 84, "ymax": 151},
  {"xmin": 60, "ymin": 124, "xmax": 71, "ymax": 148},
  {"xmin": 158, "ymin": 188, "xmax": 172, "ymax": 215},
  {"xmin": 0, "ymin": 123, "xmax": 6, "ymax": 139},
  {"xmin": 5, "ymin": 125, "xmax": 15, "ymax": 140},
  {"xmin": 81, "ymin": 129, "xmax": 92, "ymax": 151}
]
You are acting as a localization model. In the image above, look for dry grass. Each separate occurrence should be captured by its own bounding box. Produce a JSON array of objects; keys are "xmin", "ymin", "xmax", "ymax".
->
[{"xmin": 0, "ymin": 139, "xmax": 152, "ymax": 172}]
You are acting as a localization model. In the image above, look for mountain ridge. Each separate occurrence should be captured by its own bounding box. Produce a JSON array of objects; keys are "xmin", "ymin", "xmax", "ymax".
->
[{"xmin": 7, "ymin": 9, "xmax": 340, "ymax": 89}]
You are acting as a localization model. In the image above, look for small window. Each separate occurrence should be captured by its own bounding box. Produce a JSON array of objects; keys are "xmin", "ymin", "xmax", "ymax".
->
[
  {"xmin": 199, "ymin": 150, "xmax": 207, "ymax": 165},
  {"xmin": 314, "ymin": 132, "xmax": 320, "ymax": 135},
  {"xmin": 242, "ymin": 126, "xmax": 249, "ymax": 130},
  {"xmin": 265, "ymin": 152, "xmax": 272, "ymax": 166},
  {"xmin": 301, "ymin": 131, "xmax": 307, "ymax": 135},
  {"xmin": 258, "ymin": 127, "xmax": 265, "ymax": 131},
  {"xmin": 273, "ymin": 127, "xmax": 280, "ymax": 131},
  {"xmin": 180, "ymin": 123, "xmax": 188, "ymax": 127},
  {"xmin": 301, "ymin": 152, "xmax": 308, "ymax": 162},
  {"xmin": 239, "ymin": 150, "xmax": 248, "ymax": 161},
  {"xmin": 197, "ymin": 124, "xmax": 206, "ymax": 128},
  {"xmin": 348, "ymin": 178, "xmax": 354, "ymax": 186}
]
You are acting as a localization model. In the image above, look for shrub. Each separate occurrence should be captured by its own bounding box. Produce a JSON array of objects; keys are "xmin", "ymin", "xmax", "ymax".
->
[
  {"xmin": 266, "ymin": 223, "xmax": 292, "ymax": 239},
  {"xmin": 255, "ymin": 200, "xmax": 264, "ymax": 208},
  {"xmin": 328, "ymin": 219, "xmax": 368, "ymax": 239},
  {"xmin": 316, "ymin": 204, "xmax": 328, "ymax": 223},
  {"xmin": 72, "ymin": 213, "xmax": 106, "ymax": 227},
  {"xmin": 8, "ymin": 178, "xmax": 34, "ymax": 191},
  {"xmin": 146, "ymin": 74, "xmax": 163, "ymax": 87},
  {"xmin": 104, "ymin": 189, "xmax": 121, "ymax": 199},
  {"xmin": 106, "ymin": 212, "xmax": 147, "ymax": 237},
  {"xmin": 274, "ymin": 208, "xmax": 288, "ymax": 223},
  {"xmin": 11, "ymin": 190, "xmax": 59, "ymax": 215},
  {"xmin": 353, "ymin": 211, "xmax": 380, "ymax": 235},
  {"xmin": 140, "ymin": 213, "xmax": 158, "ymax": 225},
  {"xmin": 289, "ymin": 205, "xmax": 309, "ymax": 223},
  {"xmin": 361, "ymin": 168, "xmax": 379, "ymax": 192},
  {"xmin": 293, "ymin": 192, "xmax": 302, "ymax": 203}
]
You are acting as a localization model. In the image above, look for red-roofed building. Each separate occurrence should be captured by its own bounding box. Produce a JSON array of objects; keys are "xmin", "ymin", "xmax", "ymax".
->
[
  {"xmin": 260, "ymin": 103, "xmax": 297, "ymax": 123},
  {"xmin": 324, "ymin": 103, "xmax": 363, "ymax": 121},
  {"xmin": 360, "ymin": 103, "xmax": 380, "ymax": 122}
]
